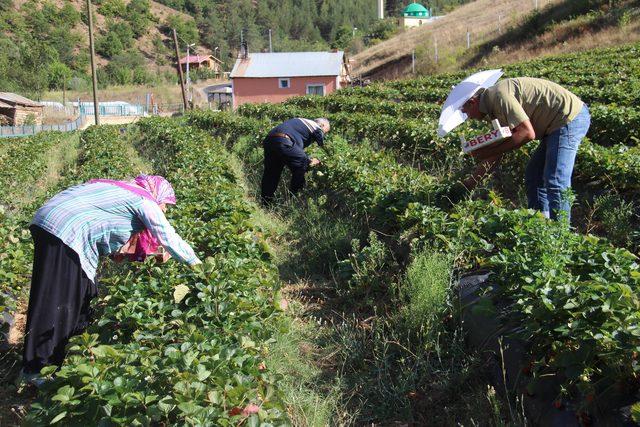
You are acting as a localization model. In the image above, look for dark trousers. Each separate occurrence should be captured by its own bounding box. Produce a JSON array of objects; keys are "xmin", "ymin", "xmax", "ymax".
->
[
  {"xmin": 261, "ymin": 137, "xmax": 308, "ymax": 205},
  {"xmin": 23, "ymin": 225, "xmax": 97, "ymax": 374}
]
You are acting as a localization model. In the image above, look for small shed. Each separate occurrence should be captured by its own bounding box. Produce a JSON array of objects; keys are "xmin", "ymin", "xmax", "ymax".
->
[
  {"xmin": 0, "ymin": 92, "xmax": 44, "ymax": 125},
  {"xmin": 180, "ymin": 55, "xmax": 223, "ymax": 74},
  {"xmin": 230, "ymin": 51, "xmax": 350, "ymax": 109},
  {"xmin": 204, "ymin": 83, "xmax": 232, "ymax": 111},
  {"xmin": 400, "ymin": 2, "xmax": 432, "ymax": 28}
]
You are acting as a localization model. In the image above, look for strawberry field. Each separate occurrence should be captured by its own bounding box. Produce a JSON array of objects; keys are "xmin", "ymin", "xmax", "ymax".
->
[
  {"xmin": 0, "ymin": 42, "xmax": 639, "ymax": 424},
  {"xmin": 186, "ymin": 42, "xmax": 640, "ymax": 423}
]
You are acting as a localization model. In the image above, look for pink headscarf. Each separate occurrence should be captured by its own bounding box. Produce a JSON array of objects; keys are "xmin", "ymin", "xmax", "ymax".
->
[
  {"xmin": 132, "ymin": 174, "xmax": 177, "ymax": 205},
  {"xmin": 127, "ymin": 175, "xmax": 175, "ymax": 261}
]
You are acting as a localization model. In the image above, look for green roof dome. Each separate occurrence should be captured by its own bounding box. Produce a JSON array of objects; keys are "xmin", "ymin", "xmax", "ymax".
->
[{"xmin": 403, "ymin": 2, "xmax": 429, "ymax": 17}]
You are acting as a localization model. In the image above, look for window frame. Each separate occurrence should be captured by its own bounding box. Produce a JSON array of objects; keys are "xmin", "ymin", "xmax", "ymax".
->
[
  {"xmin": 306, "ymin": 84, "xmax": 325, "ymax": 96},
  {"xmin": 278, "ymin": 78, "xmax": 291, "ymax": 89}
]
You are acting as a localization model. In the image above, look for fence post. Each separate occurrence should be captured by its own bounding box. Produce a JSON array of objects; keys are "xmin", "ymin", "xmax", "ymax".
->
[{"xmin": 434, "ymin": 36, "xmax": 438, "ymax": 63}]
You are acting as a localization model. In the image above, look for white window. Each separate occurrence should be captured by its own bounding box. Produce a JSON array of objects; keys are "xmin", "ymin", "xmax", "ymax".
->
[
  {"xmin": 306, "ymin": 84, "xmax": 325, "ymax": 96},
  {"xmin": 278, "ymin": 78, "xmax": 290, "ymax": 89}
]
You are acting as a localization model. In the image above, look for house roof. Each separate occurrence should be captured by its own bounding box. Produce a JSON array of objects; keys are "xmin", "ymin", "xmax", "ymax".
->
[
  {"xmin": 0, "ymin": 92, "xmax": 43, "ymax": 107},
  {"xmin": 403, "ymin": 2, "xmax": 429, "ymax": 15},
  {"xmin": 230, "ymin": 51, "xmax": 345, "ymax": 78},
  {"xmin": 179, "ymin": 55, "xmax": 222, "ymax": 64}
]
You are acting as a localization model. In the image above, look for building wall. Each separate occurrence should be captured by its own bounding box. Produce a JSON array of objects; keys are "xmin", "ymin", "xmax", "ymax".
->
[
  {"xmin": 181, "ymin": 59, "xmax": 221, "ymax": 73},
  {"xmin": 1, "ymin": 106, "xmax": 43, "ymax": 125},
  {"xmin": 401, "ymin": 16, "xmax": 433, "ymax": 28},
  {"xmin": 232, "ymin": 76, "xmax": 338, "ymax": 109}
]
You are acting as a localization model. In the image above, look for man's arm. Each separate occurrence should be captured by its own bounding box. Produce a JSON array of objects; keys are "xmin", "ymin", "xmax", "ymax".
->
[
  {"xmin": 471, "ymin": 120, "xmax": 536, "ymax": 161},
  {"xmin": 462, "ymin": 120, "xmax": 535, "ymax": 190},
  {"xmin": 313, "ymin": 128, "xmax": 325, "ymax": 147}
]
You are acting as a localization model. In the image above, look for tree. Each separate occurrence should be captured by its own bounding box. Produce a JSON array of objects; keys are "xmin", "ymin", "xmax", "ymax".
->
[
  {"xmin": 331, "ymin": 25, "xmax": 352, "ymax": 49},
  {"xmin": 58, "ymin": 1, "xmax": 81, "ymax": 26},
  {"xmin": 126, "ymin": 0, "xmax": 153, "ymax": 37},
  {"xmin": 47, "ymin": 61, "xmax": 72, "ymax": 90},
  {"xmin": 108, "ymin": 21, "xmax": 135, "ymax": 48},
  {"xmin": 96, "ymin": 32, "xmax": 124, "ymax": 58},
  {"xmin": 166, "ymin": 15, "xmax": 199, "ymax": 45}
]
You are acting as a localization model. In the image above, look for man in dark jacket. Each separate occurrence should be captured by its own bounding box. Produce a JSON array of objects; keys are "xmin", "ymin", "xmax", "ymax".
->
[{"xmin": 261, "ymin": 117, "xmax": 330, "ymax": 206}]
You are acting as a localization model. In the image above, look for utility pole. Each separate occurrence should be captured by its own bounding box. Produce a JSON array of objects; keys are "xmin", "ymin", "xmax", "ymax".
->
[
  {"xmin": 172, "ymin": 29, "xmax": 189, "ymax": 112},
  {"xmin": 466, "ymin": 29, "xmax": 470, "ymax": 48},
  {"xmin": 268, "ymin": 29, "xmax": 272, "ymax": 52},
  {"xmin": 186, "ymin": 42, "xmax": 195, "ymax": 104},
  {"xmin": 86, "ymin": 0, "xmax": 99, "ymax": 125}
]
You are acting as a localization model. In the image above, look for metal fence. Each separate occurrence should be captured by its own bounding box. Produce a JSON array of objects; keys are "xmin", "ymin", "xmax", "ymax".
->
[
  {"xmin": 0, "ymin": 102, "xmax": 199, "ymax": 138},
  {"xmin": 78, "ymin": 103, "xmax": 146, "ymax": 116},
  {"xmin": 0, "ymin": 115, "xmax": 86, "ymax": 138}
]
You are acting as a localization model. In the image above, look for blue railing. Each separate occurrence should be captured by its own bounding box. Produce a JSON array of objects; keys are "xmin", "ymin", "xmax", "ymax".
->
[
  {"xmin": 0, "ymin": 115, "xmax": 87, "ymax": 138},
  {"xmin": 78, "ymin": 103, "xmax": 146, "ymax": 116}
]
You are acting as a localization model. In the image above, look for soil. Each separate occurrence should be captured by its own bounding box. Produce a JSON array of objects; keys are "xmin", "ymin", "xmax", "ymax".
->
[{"xmin": 0, "ymin": 300, "xmax": 34, "ymax": 426}]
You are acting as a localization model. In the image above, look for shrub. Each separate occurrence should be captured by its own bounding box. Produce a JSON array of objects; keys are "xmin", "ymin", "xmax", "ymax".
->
[
  {"xmin": 96, "ymin": 32, "xmax": 124, "ymax": 59},
  {"xmin": 97, "ymin": 0, "xmax": 126, "ymax": 18},
  {"xmin": 126, "ymin": 0, "xmax": 153, "ymax": 37}
]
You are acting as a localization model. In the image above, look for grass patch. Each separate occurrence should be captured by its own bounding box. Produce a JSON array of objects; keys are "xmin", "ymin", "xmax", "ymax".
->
[
  {"xmin": 400, "ymin": 251, "xmax": 452, "ymax": 331},
  {"xmin": 266, "ymin": 318, "xmax": 351, "ymax": 427}
]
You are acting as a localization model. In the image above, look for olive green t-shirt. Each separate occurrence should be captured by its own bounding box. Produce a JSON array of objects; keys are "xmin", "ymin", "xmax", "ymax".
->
[{"xmin": 478, "ymin": 77, "xmax": 584, "ymax": 138}]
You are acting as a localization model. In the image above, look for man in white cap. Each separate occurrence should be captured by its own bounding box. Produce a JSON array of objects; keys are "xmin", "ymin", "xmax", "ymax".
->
[{"xmin": 461, "ymin": 77, "xmax": 590, "ymax": 221}]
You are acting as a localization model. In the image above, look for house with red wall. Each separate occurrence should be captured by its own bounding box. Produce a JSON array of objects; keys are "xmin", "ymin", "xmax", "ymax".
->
[{"xmin": 230, "ymin": 51, "xmax": 350, "ymax": 109}]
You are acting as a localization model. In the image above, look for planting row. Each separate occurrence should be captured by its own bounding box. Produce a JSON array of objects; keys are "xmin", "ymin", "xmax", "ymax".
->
[
  {"xmin": 230, "ymin": 102, "xmax": 640, "ymax": 195},
  {"xmin": 0, "ymin": 132, "xmax": 79, "ymax": 327},
  {"xmin": 28, "ymin": 119, "xmax": 288, "ymax": 425}
]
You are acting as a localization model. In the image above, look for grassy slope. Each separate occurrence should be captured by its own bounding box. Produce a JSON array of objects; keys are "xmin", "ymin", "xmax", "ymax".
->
[
  {"xmin": 351, "ymin": 0, "xmax": 559, "ymax": 78},
  {"xmin": 352, "ymin": 0, "xmax": 640, "ymax": 79}
]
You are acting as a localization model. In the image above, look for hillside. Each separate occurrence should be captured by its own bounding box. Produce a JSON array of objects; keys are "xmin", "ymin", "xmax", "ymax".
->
[
  {"xmin": 352, "ymin": 0, "xmax": 640, "ymax": 79},
  {"xmin": 0, "ymin": 0, "xmax": 205, "ymax": 97}
]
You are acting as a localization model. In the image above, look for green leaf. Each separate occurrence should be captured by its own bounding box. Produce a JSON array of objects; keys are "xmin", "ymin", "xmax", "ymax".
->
[
  {"xmin": 40, "ymin": 366, "xmax": 58, "ymax": 376},
  {"xmin": 631, "ymin": 402, "xmax": 640, "ymax": 423},
  {"xmin": 196, "ymin": 364, "xmax": 211, "ymax": 381},
  {"xmin": 173, "ymin": 284, "xmax": 190, "ymax": 303},
  {"xmin": 177, "ymin": 401, "xmax": 201, "ymax": 415},
  {"xmin": 49, "ymin": 411, "xmax": 67, "ymax": 424}
]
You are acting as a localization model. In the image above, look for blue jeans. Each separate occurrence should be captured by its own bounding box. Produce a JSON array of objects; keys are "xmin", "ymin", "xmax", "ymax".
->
[{"xmin": 525, "ymin": 105, "xmax": 590, "ymax": 222}]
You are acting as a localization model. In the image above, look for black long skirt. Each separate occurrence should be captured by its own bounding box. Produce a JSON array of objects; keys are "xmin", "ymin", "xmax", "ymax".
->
[{"xmin": 22, "ymin": 225, "xmax": 98, "ymax": 374}]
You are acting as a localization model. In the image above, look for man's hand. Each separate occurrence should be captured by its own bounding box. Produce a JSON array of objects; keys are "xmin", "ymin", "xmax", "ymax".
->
[
  {"xmin": 309, "ymin": 158, "xmax": 321, "ymax": 167},
  {"xmin": 463, "ymin": 155, "xmax": 502, "ymax": 191}
]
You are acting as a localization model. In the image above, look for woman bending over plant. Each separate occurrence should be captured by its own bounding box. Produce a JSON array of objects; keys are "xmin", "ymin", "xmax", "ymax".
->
[{"xmin": 21, "ymin": 175, "xmax": 201, "ymax": 383}]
